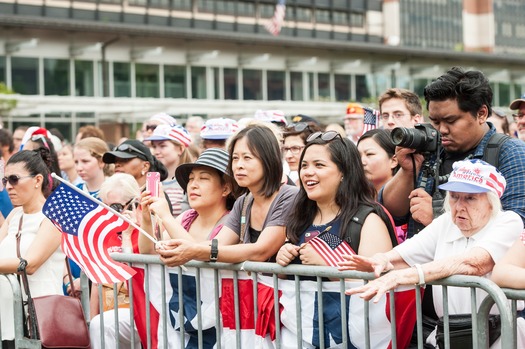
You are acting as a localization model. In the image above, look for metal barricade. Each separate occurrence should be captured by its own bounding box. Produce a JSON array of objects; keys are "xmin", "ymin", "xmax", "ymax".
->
[
  {"xmin": 104, "ymin": 253, "xmax": 516, "ymax": 349},
  {"xmin": 0, "ymin": 272, "xmax": 91, "ymax": 349}
]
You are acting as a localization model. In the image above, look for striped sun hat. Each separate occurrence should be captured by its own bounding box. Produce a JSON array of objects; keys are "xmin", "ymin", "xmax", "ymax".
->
[
  {"xmin": 145, "ymin": 124, "xmax": 192, "ymax": 147},
  {"xmin": 175, "ymin": 148, "xmax": 230, "ymax": 191}
]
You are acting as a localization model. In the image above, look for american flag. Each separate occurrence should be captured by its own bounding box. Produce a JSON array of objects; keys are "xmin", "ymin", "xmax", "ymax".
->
[
  {"xmin": 43, "ymin": 184, "xmax": 136, "ymax": 284},
  {"xmin": 309, "ymin": 231, "xmax": 356, "ymax": 267},
  {"xmin": 362, "ymin": 106, "xmax": 379, "ymax": 135},
  {"xmin": 264, "ymin": 0, "xmax": 286, "ymax": 36}
]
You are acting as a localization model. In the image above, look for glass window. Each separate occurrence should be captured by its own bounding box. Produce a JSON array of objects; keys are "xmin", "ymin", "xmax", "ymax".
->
[
  {"xmin": 498, "ymin": 82, "xmax": 511, "ymax": 107},
  {"xmin": 243, "ymin": 69, "xmax": 262, "ymax": 100},
  {"xmin": 315, "ymin": 9, "xmax": 331, "ymax": 24},
  {"xmin": 513, "ymin": 84, "xmax": 523, "ymax": 100},
  {"xmin": 267, "ymin": 70, "xmax": 285, "ymax": 101},
  {"xmin": 295, "ymin": 7, "xmax": 312, "ymax": 22},
  {"xmin": 333, "ymin": 11, "xmax": 348, "ymax": 25},
  {"xmin": 0, "ymin": 56, "xmax": 5, "ymax": 84},
  {"xmin": 44, "ymin": 58, "xmax": 70, "ymax": 96},
  {"xmin": 136, "ymin": 63, "xmax": 159, "ymax": 98},
  {"xmin": 98, "ymin": 61, "xmax": 110, "ymax": 97},
  {"xmin": 214, "ymin": 67, "xmax": 220, "ymax": 100},
  {"xmin": 199, "ymin": 0, "xmax": 214, "ymax": 13},
  {"xmin": 334, "ymin": 74, "xmax": 350, "ymax": 101},
  {"xmin": 224, "ymin": 68, "xmax": 238, "ymax": 100},
  {"xmin": 318, "ymin": 73, "xmax": 330, "ymax": 100},
  {"xmin": 216, "ymin": 1, "xmax": 235, "ymax": 14},
  {"xmin": 74, "ymin": 60, "xmax": 94, "ymax": 97},
  {"xmin": 164, "ymin": 65, "xmax": 186, "ymax": 98},
  {"xmin": 355, "ymin": 74, "xmax": 371, "ymax": 102},
  {"xmin": 114, "ymin": 62, "xmax": 131, "ymax": 97},
  {"xmin": 350, "ymin": 12, "xmax": 364, "ymax": 27},
  {"xmin": 191, "ymin": 66, "xmax": 207, "ymax": 99},
  {"xmin": 414, "ymin": 78, "xmax": 428, "ymax": 97},
  {"xmin": 237, "ymin": 2, "xmax": 255, "ymax": 17},
  {"xmin": 149, "ymin": 0, "xmax": 170, "ymax": 8},
  {"xmin": 259, "ymin": 4, "xmax": 274, "ymax": 18},
  {"xmin": 173, "ymin": 0, "xmax": 191, "ymax": 10},
  {"xmin": 291, "ymin": 72, "xmax": 304, "ymax": 101},
  {"xmin": 308, "ymin": 72, "xmax": 314, "ymax": 100}
]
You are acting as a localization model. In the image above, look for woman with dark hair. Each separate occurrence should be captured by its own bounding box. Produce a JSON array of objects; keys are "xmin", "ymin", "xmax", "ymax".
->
[
  {"xmin": 139, "ymin": 148, "xmax": 237, "ymax": 253},
  {"xmin": 0, "ymin": 149, "xmax": 63, "ymax": 347},
  {"xmin": 277, "ymin": 131, "xmax": 396, "ymax": 266},
  {"xmin": 21, "ymin": 128, "xmax": 61, "ymax": 184},
  {"xmin": 150, "ymin": 124, "xmax": 298, "ymax": 265},
  {"xmin": 357, "ymin": 129, "xmax": 399, "ymax": 192}
]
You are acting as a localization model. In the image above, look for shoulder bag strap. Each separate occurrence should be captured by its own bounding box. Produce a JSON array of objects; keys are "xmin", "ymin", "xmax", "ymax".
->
[
  {"xmin": 239, "ymin": 193, "xmax": 252, "ymax": 244},
  {"xmin": 15, "ymin": 214, "xmax": 40, "ymax": 340}
]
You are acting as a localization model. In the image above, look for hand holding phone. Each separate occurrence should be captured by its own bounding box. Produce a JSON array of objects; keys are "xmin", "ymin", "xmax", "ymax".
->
[{"xmin": 146, "ymin": 172, "xmax": 161, "ymax": 197}]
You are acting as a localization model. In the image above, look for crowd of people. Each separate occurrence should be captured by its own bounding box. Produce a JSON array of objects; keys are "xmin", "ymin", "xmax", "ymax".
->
[{"xmin": 2, "ymin": 66, "xmax": 525, "ymax": 349}]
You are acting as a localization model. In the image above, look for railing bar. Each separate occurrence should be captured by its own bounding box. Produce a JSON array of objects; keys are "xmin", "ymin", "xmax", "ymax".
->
[
  {"xmin": 471, "ymin": 287, "xmax": 479, "ymax": 348},
  {"xmin": 233, "ymin": 271, "xmax": 241, "ymax": 349},
  {"xmin": 415, "ymin": 285, "xmax": 423, "ymax": 349},
  {"xmin": 364, "ymin": 279, "xmax": 370, "ymax": 349},
  {"xmin": 389, "ymin": 289, "xmax": 397, "ymax": 349},
  {"xmin": 160, "ymin": 265, "xmax": 167, "ymax": 349},
  {"xmin": 145, "ymin": 264, "xmax": 152, "ymax": 349},
  {"xmin": 443, "ymin": 285, "xmax": 450, "ymax": 349},
  {"xmin": 196, "ymin": 267, "xmax": 203, "ymax": 349},
  {"xmin": 178, "ymin": 266, "xmax": 185, "ymax": 349},
  {"xmin": 317, "ymin": 276, "xmax": 325, "ymax": 349},
  {"xmin": 295, "ymin": 274, "xmax": 303, "ymax": 349},
  {"xmin": 339, "ymin": 279, "xmax": 348, "ymax": 348}
]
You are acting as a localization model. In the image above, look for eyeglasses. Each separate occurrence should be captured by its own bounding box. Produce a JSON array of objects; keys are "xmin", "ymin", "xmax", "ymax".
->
[
  {"xmin": 2, "ymin": 174, "xmax": 35, "ymax": 187},
  {"xmin": 116, "ymin": 144, "xmax": 148, "ymax": 161},
  {"xmin": 512, "ymin": 113, "xmax": 525, "ymax": 121},
  {"xmin": 144, "ymin": 125, "xmax": 157, "ymax": 132},
  {"xmin": 380, "ymin": 112, "xmax": 408, "ymax": 121},
  {"xmin": 306, "ymin": 131, "xmax": 342, "ymax": 143},
  {"xmin": 109, "ymin": 198, "xmax": 138, "ymax": 213},
  {"xmin": 281, "ymin": 145, "xmax": 305, "ymax": 155}
]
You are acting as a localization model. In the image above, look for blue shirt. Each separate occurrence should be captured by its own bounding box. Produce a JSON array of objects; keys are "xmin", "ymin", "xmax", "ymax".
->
[
  {"xmin": 0, "ymin": 189, "xmax": 13, "ymax": 217},
  {"xmin": 382, "ymin": 123, "xmax": 525, "ymax": 237}
]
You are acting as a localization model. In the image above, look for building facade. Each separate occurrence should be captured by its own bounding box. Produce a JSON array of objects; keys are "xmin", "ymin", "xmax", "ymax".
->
[{"xmin": 0, "ymin": 0, "xmax": 524, "ymax": 141}]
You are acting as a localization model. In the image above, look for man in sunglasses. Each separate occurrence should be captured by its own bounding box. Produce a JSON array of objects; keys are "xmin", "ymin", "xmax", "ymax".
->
[{"xmin": 381, "ymin": 67, "xmax": 525, "ymax": 240}]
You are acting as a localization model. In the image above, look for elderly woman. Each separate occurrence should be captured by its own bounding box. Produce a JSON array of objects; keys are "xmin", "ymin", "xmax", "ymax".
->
[{"xmin": 339, "ymin": 159, "xmax": 523, "ymax": 347}]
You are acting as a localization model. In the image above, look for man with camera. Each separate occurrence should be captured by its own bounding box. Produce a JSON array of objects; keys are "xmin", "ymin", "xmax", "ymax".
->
[
  {"xmin": 378, "ymin": 88, "xmax": 423, "ymax": 130},
  {"xmin": 381, "ymin": 67, "xmax": 525, "ymax": 238}
]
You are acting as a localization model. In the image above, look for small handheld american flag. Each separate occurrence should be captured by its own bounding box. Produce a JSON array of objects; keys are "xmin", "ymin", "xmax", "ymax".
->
[
  {"xmin": 362, "ymin": 106, "xmax": 380, "ymax": 135},
  {"xmin": 265, "ymin": 0, "xmax": 286, "ymax": 36},
  {"xmin": 309, "ymin": 230, "xmax": 356, "ymax": 267}
]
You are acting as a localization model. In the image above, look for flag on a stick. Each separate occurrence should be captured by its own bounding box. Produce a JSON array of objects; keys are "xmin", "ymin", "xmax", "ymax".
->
[
  {"xmin": 308, "ymin": 231, "xmax": 356, "ymax": 267},
  {"xmin": 362, "ymin": 106, "xmax": 379, "ymax": 135},
  {"xmin": 43, "ymin": 183, "xmax": 136, "ymax": 284},
  {"xmin": 264, "ymin": 0, "xmax": 286, "ymax": 36}
]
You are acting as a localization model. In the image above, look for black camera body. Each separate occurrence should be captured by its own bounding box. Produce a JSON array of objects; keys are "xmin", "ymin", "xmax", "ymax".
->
[{"xmin": 391, "ymin": 123, "xmax": 440, "ymax": 154}]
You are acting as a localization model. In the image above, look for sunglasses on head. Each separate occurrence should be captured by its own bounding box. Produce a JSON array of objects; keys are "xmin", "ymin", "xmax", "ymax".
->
[
  {"xmin": 145, "ymin": 125, "xmax": 157, "ymax": 132},
  {"xmin": 116, "ymin": 144, "xmax": 148, "ymax": 160},
  {"xmin": 306, "ymin": 131, "xmax": 343, "ymax": 143},
  {"xmin": 2, "ymin": 174, "xmax": 35, "ymax": 187},
  {"xmin": 109, "ymin": 197, "xmax": 138, "ymax": 213}
]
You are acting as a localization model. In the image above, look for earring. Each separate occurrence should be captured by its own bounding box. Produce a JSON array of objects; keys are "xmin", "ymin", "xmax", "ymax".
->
[
  {"xmin": 340, "ymin": 177, "xmax": 343, "ymax": 182},
  {"xmin": 35, "ymin": 185, "xmax": 39, "ymax": 189},
  {"xmin": 141, "ymin": 171, "xmax": 145, "ymax": 176}
]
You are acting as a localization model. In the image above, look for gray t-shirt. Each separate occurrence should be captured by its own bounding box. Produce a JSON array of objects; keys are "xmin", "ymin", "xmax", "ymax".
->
[{"xmin": 225, "ymin": 185, "xmax": 298, "ymax": 243}]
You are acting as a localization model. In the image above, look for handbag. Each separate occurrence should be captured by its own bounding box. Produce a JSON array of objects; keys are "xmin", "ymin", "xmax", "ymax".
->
[
  {"xmin": 16, "ymin": 215, "xmax": 91, "ymax": 349},
  {"xmin": 435, "ymin": 313, "xmax": 501, "ymax": 349}
]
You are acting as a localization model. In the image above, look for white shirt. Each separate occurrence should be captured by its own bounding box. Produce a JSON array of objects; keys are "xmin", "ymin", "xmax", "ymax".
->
[{"xmin": 395, "ymin": 210, "xmax": 523, "ymax": 316}]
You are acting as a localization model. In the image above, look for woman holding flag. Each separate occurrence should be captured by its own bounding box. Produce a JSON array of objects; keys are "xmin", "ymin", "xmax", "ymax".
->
[
  {"xmin": 275, "ymin": 130, "xmax": 399, "ymax": 349},
  {"xmin": 0, "ymin": 149, "xmax": 64, "ymax": 347}
]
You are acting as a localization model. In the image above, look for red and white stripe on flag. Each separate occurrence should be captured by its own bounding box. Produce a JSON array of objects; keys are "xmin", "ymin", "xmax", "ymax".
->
[
  {"xmin": 308, "ymin": 233, "xmax": 356, "ymax": 267},
  {"xmin": 264, "ymin": 0, "xmax": 286, "ymax": 36}
]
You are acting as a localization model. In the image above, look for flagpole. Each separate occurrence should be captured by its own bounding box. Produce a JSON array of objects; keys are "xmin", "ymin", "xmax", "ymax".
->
[{"xmin": 51, "ymin": 173, "xmax": 157, "ymax": 244}]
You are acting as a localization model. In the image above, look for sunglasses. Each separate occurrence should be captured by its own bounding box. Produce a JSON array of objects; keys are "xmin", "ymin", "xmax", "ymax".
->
[
  {"xmin": 116, "ymin": 144, "xmax": 148, "ymax": 161},
  {"xmin": 306, "ymin": 131, "xmax": 343, "ymax": 143},
  {"xmin": 109, "ymin": 197, "xmax": 138, "ymax": 213},
  {"xmin": 144, "ymin": 125, "xmax": 157, "ymax": 132},
  {"xmin": 2, "ymin": 174, "xmax": 35, "ymax": 187}
]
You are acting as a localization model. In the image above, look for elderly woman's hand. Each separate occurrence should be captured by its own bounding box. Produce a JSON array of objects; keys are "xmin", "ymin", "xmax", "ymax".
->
[
  {"xmin": 157, "ymin": 239, "xmax": 195, "ymax": 267},
  {"xmin": 276, "ymin": 243, "xmax": 300, "ymax": 267},
  {"xmin": 346, "ymin": 270, "xmax": 401, "ymax": 303},
  {"xmin": 338, "ymin": 253, "xmax": 394, "ymax": 277}
]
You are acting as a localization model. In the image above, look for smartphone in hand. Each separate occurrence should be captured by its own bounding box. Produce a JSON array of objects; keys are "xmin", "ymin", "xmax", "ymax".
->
[
  {"xmin": 304, "ymin": 231, "xmax": 320, "ymax": 243},
  {"xmin": 146, "ymin": 172, "xmax": 161, "ymax": 197}
]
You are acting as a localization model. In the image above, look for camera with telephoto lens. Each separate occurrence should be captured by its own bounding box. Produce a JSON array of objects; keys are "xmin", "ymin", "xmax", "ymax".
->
[{"xmin": 391, "ymin": 123, "xmax": 440, "ymax": 154}]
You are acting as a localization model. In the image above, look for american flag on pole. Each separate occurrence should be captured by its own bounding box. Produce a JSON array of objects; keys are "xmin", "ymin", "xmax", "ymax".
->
[
  {"xmin": 264, "ymin": 0, "xmax": 286, "ymax": 36},
  {"xmin": 308, "ymin": 231, "xmax": 356, "ymax": 267},
  {"xmin": 43, "ymin": 183, "xmax": 136, "ymax": 284},
  {"xmin": 362, "ymin": 106, "xmax": 380, "ymax": 135}
]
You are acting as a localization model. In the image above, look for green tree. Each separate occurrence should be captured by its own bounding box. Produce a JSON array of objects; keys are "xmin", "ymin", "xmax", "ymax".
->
[{"xmin": 0, "ymin": 83, "xmax": 17, "ymax": 117}]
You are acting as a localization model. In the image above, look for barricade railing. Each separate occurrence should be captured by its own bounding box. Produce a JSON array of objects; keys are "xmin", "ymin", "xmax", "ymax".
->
[
  {"xmin": 0, "ymin": 272, "xmax": 91, "ymax": 349},
  {"xmin": 102, "ymin": 253, "xmax": 517, "ymax": 349}
]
